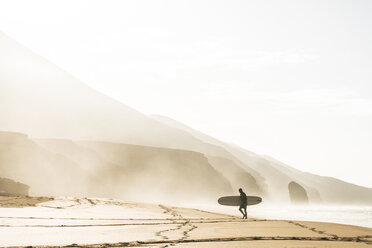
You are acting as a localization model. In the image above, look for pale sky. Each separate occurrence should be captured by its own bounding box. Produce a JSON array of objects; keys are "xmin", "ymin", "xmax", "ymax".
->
[{"xmin": 1, "ymin": 0, "xmax": 371, "ymax": 187}]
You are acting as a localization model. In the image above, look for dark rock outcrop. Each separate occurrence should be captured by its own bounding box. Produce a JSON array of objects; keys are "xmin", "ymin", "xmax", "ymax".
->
[{"xmin": 0, "ymin": 177, "xmax": 29, "ymax": 196}]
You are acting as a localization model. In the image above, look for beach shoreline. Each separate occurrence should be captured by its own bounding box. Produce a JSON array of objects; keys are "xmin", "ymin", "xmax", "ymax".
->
[
  {"xmin": 0, "ymin": 196, "xmax": 371, "ymax": 247},
  {"xmin": 0, "ymin": 197, "xmax": 372, "ymax": 248}
]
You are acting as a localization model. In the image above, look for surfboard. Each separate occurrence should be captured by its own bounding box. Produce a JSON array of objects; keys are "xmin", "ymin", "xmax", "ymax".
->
[{"xmin": 218, "ymin": 196, "xmax": 262, "ymax": 206}]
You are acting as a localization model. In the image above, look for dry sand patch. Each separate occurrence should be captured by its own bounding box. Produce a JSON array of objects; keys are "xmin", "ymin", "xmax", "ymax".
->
[{"xmin": 0, "ymin": 195, "xmax": 53, "ymax": 208}]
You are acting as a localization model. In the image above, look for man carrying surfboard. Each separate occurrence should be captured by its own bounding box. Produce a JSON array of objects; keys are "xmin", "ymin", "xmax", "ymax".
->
[
  {"xmin": 218, "ymin": 192, "xmax": 262, "ymax": 218},
  {"xmin": 239, "ymin": 188, "xmax": 247, "ymax": 219}
]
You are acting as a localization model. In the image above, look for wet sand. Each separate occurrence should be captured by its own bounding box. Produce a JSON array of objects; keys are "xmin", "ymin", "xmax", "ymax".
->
[{"xmin": 0, "ymin": 196, "xmax": 370, "ymax": 247}]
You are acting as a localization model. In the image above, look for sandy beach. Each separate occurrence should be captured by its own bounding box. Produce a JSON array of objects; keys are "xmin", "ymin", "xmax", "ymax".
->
[
  {"xmin": 1, "ymin": 2, "xmax": 371, "ymax": 247},
  {"xmin": 0, "ymin": 195, "xmax": 52, "ymax": 208},
  {"xmin": 0, "ymin": 196, "xmax": 370, "ymax": 248}
]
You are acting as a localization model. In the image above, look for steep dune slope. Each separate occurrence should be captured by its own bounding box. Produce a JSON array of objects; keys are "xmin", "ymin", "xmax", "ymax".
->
[
  {"xmin": 0, "ymin": 132, "xmax": 90, "ymax": 196},
  {"xmin": 151, "ymin": 115, "xmax": 267, "ymax": 193},
  {"xmin": 78, "ymin": 141, "xmax": 234, "ymax": 202},
  {"xmin": 0, "ymin": 32, "xmax": 194, "ymax": 146},
  {"xmin": 0, "ymin": 32, "xmax": 254, "ymax": 160},
  {"xmin": 152, "ymin": 115, "xmax": 308, "ymax": 202},
  {"xmin": 207, "ymin": 156, "xmax": 261, "ymax": 195},
  {"xmin": 33, "ymin": 137, "xmax": 234, "ymax": 202},
  {"xmin": 264, "ymin": 156, "xmax": 372, "ymax": 205},
  {"xmin": 0, "ymin": 32, "xmax": 263, "ymax": 195},
  {"xmin": 152, "ymin": 116, "xmax": 372, "ymax": 205},
  {"xmin": 1, "ymin": 32, "xmax": 370, "ymax": 205}
]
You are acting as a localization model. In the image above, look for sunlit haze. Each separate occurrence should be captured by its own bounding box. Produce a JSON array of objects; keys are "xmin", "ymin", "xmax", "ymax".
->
[{"xmin": 0, "ymin": 0, "xmax": 371, "ymax": 188}]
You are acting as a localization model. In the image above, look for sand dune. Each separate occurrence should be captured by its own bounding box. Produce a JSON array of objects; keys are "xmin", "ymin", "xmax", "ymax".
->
[
  {"xmin": 152, "ymin": 115, "xmax": 372, "ymax": 205},
  {"xmin": 0, "ymin": 131, "xmax": 234, "ymax": 202},
  {"xmin": 0, "ymin": 32, "xmax": 263, "ymax": 163}
]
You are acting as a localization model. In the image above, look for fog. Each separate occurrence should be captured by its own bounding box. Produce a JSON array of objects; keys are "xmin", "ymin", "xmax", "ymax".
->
[
  {"xmin": 0, "ymin": 31, "xmax": 371, "ymax": 208},
  {"xmin": 0, "ymin": 132, "xmax": 235, "ymax": 204},
  {"xmin": 1, "ymin": 131, "xmax": 371, "ymax": 209}
]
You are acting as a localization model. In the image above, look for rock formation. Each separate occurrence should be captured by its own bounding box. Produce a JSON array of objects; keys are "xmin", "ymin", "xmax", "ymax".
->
[
  {"xmin": 288, "ymin": 181, "xmax": 309, "ymax": 204},
  {"xmin": 0, "ymin": 177, "xmax": 29, "ymax": 196}
]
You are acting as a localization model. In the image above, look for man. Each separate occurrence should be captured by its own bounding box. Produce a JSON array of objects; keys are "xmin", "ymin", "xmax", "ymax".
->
[{"xmin": 239, "ymin": 188, "xmax": 247, "ymax": 219}]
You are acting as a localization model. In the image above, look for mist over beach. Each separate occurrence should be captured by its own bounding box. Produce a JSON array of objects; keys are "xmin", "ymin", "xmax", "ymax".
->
[{"xmin": 0, "ymin": 0, "xmax": 371, "ymax": 247}]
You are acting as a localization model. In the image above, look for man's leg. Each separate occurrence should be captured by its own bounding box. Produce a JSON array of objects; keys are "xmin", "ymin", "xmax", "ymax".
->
[
  {"xmin": 243, "ymin": 206, "xmax": 247, "ymax": 219},
  {"xmin": 239, "ymin": 206, "xmax": 245, "ymax": 218}
]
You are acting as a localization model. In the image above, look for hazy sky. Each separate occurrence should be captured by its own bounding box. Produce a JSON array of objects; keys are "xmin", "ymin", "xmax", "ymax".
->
[{"xmin": 1, "ymin": 0, "xmax": 371, "ymax": 187}]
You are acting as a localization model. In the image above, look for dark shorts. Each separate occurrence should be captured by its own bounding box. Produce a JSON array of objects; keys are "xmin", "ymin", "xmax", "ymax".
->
[{"xmin": 239, "ymin": 203, "xmax": 247, "ymax": 209}]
